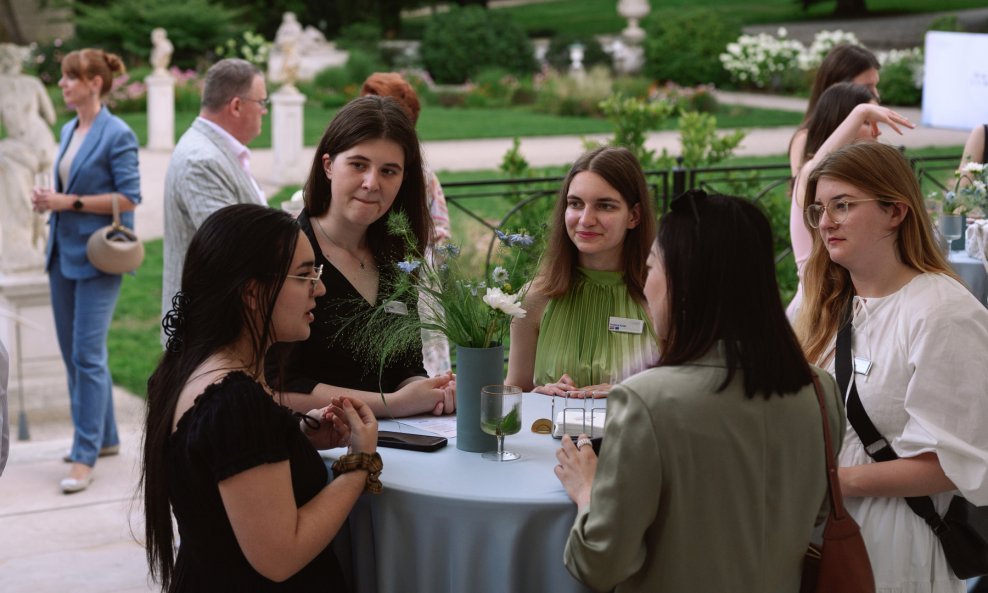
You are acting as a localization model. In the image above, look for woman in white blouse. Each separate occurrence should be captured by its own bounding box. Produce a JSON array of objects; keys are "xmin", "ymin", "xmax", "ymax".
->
[{"xmin": 797, "ymin": 142, "xmax": 988, "ymax": 593}]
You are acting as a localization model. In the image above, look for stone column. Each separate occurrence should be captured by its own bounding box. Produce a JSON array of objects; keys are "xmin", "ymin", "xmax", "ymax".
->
[
  {"xmin": 145, "ymin": 72, "xmax": 175, "ymax": 150},
  {"xmin": 271, "ymin": 85, "xmax": 307, "ymax": 185}
]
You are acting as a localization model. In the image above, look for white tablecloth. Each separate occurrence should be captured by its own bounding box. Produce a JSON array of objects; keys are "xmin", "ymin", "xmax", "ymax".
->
[
  {"xmin": 325, "ymin": 393, "xmax": 595, "ymax": 593},
  {"xmin": 950, "ymin": 251, "xmax": 988, "ymax": 307}
]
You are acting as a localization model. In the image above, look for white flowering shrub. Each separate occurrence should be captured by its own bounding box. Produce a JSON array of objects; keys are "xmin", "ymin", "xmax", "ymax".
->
[
  {"xmin": 719, "ymin": 28, "xmax": 805, "ymax": 89},
  {"xmin": 875, "ymin": 47, "xmax": 924, "ymax": 105},
  {"xmin": 798, "ymin": 30, "xmax": 864, "ymax": 71},
  {"xmin": 215, "ymin": 31, "xmax": 271, "ymax": 70}
]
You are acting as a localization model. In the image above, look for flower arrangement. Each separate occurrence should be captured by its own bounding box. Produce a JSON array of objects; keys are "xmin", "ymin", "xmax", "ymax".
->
[
  {"xmin": 941, "ymin": 162, "xmax": 988, "ymax": 217},
  {"xmin": 342, "ymin": 212, "xmax": 538, "ymax": 373}
]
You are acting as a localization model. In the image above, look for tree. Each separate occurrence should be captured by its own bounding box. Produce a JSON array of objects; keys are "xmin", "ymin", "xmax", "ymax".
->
[
  {"xmin": 0, "ymin": 0, "xmax": 27, "ymax": 44},
  {"xmin": 800, "ymin": 0, "xmax": 869, "ymax": 17}
]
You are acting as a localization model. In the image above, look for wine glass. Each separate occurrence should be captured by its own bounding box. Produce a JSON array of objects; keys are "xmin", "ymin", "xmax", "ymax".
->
[
  {"xmin": 940, "ymin": 214, "xmax": 965, "ymax": 252},
  {"xmin": 480, "ymin": 385, "xmax": 522, "ymax": 462}
]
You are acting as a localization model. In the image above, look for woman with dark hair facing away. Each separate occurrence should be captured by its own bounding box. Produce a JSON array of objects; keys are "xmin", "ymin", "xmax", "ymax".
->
[
  {"xmin": 787, "ymin": 82, "xmax": 914, "ymax": 318},
  {"xmin": 143, "ymin": 204, "xmax": 379, "ymax": 591},
  {"xmin": 555, "ymin": 191, "xmax": 844, "ymax": 592},
  {"xmin": 266, "ymin": 96, "xmax": 455, "ymax": 417},
  {"xmin": 796, "ymin": 142, "xmax": 988, "ymax": 593},
  {"xmin": 30, "ymin": 48, "xmax": 141, "ymax": 493},
  {"xmin": 506, "ymin": 146, "xmax": 658, "ymax": 396},
  {"xmin": 788, "ymin": 44, "xmax": 881, "ymax": 177}
]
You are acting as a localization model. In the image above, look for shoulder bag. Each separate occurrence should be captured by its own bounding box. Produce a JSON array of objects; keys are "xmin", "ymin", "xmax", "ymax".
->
[
  {"xmin": 836, "ymin": 310, "xmax": 988, "ymax": 579},
  {"xmin": 86, "ymin": 193, "xmax": 144, "ymax": 275},
  {"xmin": 799, "ymin": 371, "xmax": 876, "ymax": 593}
]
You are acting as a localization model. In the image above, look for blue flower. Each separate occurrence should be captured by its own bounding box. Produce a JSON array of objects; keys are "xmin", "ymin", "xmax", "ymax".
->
[
  {"xmin": 397, "ymin": 260, "xmax": 421, "ymax": 274},
  {"xmin": 508, "ymin": 233, "xmax": 534, "ymax": 247},
  {"xmin": 438, "ymin": 243, "xmax": 461, "ymax": 257},
  {"xmin": 495, "ymin": 230, "xmax": 508, "ymax": 242}
]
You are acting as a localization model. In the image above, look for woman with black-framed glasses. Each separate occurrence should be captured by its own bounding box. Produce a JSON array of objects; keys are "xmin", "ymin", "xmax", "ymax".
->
[
  {"xmin": 796, "ymin": 142, "xmax": 988, "ymax": 593},
  {"xmin": 144, "ymin": 204, "xmax": 379, "ymax": 592}
]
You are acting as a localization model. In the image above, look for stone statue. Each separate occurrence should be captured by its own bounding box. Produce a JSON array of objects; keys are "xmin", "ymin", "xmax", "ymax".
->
[
  {"xmin": 275, "ymin": 12, "xmax": 302, "ymax": 86},
  {"xmin": 150, "ymin": 28, "xmax": 173, "ymax": 75},
  {"xmin": 0, "ymin": 43, "xmax": 57, "ymax": 274}
]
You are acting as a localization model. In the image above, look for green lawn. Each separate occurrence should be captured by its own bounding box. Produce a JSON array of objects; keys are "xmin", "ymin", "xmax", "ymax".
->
[
  {"xmin": 55, "ymin": 103, "xmax": 801, "ymax": 148},
  {"xmin": 403, "ymin": 0, "xmax": 988, "ymax": 38}
]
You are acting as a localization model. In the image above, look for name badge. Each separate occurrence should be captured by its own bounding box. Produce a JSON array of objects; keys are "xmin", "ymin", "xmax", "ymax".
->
[
  {"xmin": 384, "ymin": 300, "xmax": 408, "ymax": 315},
  {"xmin": 853, "ymin": 356, "xmax": 873, "ymax": 376},
  {"xmin": 608, "ymin": 316, "xmax": 644, "ymax": 334}
]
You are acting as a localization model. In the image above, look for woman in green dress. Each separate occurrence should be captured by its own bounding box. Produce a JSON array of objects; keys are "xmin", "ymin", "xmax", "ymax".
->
[{"xmin": 506, "ymin": 146, "xmax": 658, "ymax": 396}]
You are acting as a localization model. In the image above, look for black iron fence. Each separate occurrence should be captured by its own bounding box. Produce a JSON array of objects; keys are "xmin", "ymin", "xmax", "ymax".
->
[{"xmin": 442, "ymin": 152, "xmax": 961, "ymax": 277}]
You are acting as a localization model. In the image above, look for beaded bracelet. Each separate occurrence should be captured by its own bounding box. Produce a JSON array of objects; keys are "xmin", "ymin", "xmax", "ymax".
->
[{"xmin": 332, "ymin": 452, "xmax": 383, "ymax": 494}]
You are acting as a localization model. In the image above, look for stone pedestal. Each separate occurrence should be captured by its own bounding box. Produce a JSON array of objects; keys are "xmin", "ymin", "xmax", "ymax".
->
[
  {"xmin": 145, "ymin": 72, "xmax": 175, "ymax": 151},
  {"xmin": 271, "ymin": 86, "xmax": 308, "ymax": 185},
  {"xmin": 0, "ymin": 272, "xmax": 68, "ymax": 435}
]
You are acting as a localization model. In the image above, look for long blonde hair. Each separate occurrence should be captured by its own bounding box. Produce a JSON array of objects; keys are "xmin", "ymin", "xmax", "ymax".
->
[{"xmin": 796, "ymin": 142, "xmax": 957, "ymax": 363}]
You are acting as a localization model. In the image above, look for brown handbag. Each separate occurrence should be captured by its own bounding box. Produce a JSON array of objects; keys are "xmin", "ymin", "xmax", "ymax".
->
[
  {"xmin": 85, "ymin": 193, "xmax": 144, "ymax": 275},
  {"xmin": 799, "ymin": 373, "xmax": 876, "ymax": 593}
]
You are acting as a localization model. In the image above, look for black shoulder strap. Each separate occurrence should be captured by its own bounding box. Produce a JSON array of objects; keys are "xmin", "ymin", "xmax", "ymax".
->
[{"xmin": 836, "ymin": 304, "xmax": 949, "ymax": 534}]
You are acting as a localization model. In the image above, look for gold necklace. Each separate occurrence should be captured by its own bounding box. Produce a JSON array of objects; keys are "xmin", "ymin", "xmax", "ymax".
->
[{"xmin": 314, "ymin": 216, "xmax": 367, "ymax": 270}]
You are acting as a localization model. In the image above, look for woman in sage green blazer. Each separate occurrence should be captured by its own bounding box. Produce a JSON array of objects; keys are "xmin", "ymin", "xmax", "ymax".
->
[{"xmin": 555, "ymin": 192, "xmax": 844, "ymax": 593}]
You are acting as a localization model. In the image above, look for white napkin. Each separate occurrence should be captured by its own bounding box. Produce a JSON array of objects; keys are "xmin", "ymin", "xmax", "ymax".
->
[{"xmin": 966, "ymin": 219, "xmax": 988, "ymax": 269}]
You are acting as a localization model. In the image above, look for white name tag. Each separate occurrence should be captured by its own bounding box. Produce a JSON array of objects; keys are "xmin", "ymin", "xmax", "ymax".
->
[
  {"xmin": 853, "ymin": 356, "xmax": 873, "ymax": 376},
  {"xmin": 384, "ymin": 300, "xmax": 408, "ymax": 315},
  {"xmin": 608, "ymin": 316, "xmax": 644, "ymax": 334}
]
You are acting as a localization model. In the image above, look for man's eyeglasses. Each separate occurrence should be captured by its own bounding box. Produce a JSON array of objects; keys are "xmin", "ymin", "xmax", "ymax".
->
[
  {"xmin": 804, "ymin": 198, "xmax": 882, "ymax": 229},
  {"xmin": 286, "ymin": 265, "xmax": 323, "ymax": 291},
  {"xmin": 240, "ymin": 96, "xmax": 270, "ymax": 110}
]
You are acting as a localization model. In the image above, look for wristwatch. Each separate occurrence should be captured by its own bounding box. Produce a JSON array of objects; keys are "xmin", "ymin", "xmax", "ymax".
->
[{"xmin": 72, "ymin": 196, "xmax": 83, "ymax": 211}]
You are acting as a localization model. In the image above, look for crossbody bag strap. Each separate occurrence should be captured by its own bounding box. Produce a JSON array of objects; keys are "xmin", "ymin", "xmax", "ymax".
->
[
  {"xmin": 835, "ymin": 304, "xmax": 949, "ymax": 534},
  {"xmin": 810, "ymin": 371, "xmax": 851, "ymax": 519}
]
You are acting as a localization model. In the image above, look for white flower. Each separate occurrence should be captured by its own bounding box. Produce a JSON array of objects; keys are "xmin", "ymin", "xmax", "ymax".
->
[
  {"xmin": 491, "ymin": 266, "xmax": 509, "ymax": 284},
  {"xmin": 482, "ymin": 287, "xmax": 526, "ymax": 319},
  {"xmin": 963, "ymin": 162, "xmax": 985, "ymax": 174}
]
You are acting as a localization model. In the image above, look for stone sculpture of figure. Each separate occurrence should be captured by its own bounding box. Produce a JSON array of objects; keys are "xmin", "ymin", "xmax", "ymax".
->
[
  {"xmin": 150, "ymin": 28, "xmax": 174, "ymax": 75},
  {"xmin": 275, "ymin": 12, "xmax": 302, "ymax": 86},
  {"xmin": 0, "ymin": 43, "xmax": 57, "ymax": 273}
]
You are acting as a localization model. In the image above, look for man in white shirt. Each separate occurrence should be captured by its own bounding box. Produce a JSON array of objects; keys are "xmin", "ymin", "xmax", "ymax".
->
[{"xmin": 162, "ymin": 59, "xmax": 269, "ymax": 332}]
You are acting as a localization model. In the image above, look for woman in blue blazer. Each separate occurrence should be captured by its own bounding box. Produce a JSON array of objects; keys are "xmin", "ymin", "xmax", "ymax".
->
[{"xmin": 31, "ymin": 48, "xmax": 141, "ymax": 493}]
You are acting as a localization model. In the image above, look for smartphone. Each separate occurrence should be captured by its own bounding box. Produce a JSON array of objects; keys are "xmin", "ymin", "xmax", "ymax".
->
[{"xmin": 377, "ymin": 430, "xmax": 448, "ymax": 452}]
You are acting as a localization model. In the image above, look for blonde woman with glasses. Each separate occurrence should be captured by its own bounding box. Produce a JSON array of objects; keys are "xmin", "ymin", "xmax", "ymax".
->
[{"xmin": 796, "ymin": 142, "xmax": 988, "ymax": 593}]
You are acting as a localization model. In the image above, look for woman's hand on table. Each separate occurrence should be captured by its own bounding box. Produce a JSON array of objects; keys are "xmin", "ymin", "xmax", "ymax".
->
[
  {"xmin": 301, "ymin": 401, "xmax": 350, "ymax": 450},
  {"xmin": 396, "ymin": 372, "xmax": 456, "ymax": 416},
  {"xmin": 533, "ymin": 373, "xmax": 578, "ymax": 397},
  {"xmin": 555, "ymin": 433, "xmax": 597, "ymax": 511},
  {"xmin": 341, "ymin": 397, "xmax": 378, "ymax": 455}
]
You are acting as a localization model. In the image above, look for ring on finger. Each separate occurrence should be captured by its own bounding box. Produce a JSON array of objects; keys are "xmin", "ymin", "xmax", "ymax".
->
[{"xmin": 576, "ymin": 437, "xmax": 593, "ymax": 450}]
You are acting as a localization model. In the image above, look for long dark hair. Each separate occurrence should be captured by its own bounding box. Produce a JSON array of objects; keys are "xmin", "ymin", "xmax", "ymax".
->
[
  {"xmin": 657, "ymin": 191, "xmax": 812, "ymax": 398},
  {"xmin": 802, "ymin": 82, "xmax": 876, "ymax": 165},
  {"xmin": 534, "ymin": 146, "xmax": 655, "ymax": 302},
  {"xmin": 805, "ymin": 44, "xmax": 880, "ymax": 118},
  {"xmin": 303, "ymin": 95, "xmax": 431, "ymax": 262},
  {"xmin": 142, "ymin": 204, "xmax": 302, "ymax": 590}
]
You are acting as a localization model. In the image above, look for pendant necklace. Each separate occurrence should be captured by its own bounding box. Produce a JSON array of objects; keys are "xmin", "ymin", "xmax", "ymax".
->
[{"xmin": 314, "ymin": 217, "xmax": 366, "ymax": 270}]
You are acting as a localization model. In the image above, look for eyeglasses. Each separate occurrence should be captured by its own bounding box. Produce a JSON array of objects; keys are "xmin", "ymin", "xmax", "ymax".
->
[
  {"xmin": 804, "ymin": 198, "xmax": 882, "ymax": 228},
  {"xmin": 239, "ymin": 96, "xmax": 270, "ymax": 109},
  {"xmin": 286, "ymin": 264, "xmax": 323, "ymax": 292}
]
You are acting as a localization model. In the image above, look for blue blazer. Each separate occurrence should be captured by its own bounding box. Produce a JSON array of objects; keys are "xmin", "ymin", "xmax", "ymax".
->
[{"xmin": 48, "ymin": 106, "xmax": 141, "ymax": 279}]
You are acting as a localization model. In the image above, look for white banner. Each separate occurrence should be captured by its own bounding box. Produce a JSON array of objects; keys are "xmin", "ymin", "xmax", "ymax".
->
[{"xmin": 922, "ymin": 31, "xmax": 988, "ymax": 130}]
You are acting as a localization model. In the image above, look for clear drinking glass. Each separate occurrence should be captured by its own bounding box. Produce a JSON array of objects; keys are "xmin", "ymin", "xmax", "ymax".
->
[
  {"xmin": 34, "ymin": 171, "xmax": 53, "ymax": 192},
  {"xmin": 480, "ymin": 385, "xmax": 522, "ymax": 462}
]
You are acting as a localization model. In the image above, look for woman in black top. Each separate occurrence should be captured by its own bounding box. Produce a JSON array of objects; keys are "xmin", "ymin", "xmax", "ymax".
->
[
  {"xmin": 143, "ymin": 204, "xmax": 379, "ymax": 591},
  {"xmin": 269, "ymin": 96, "xmax": 456, "ymax": 418}
]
